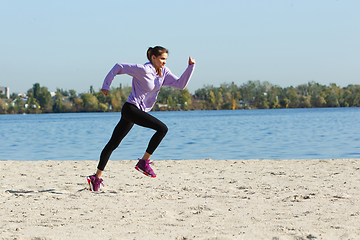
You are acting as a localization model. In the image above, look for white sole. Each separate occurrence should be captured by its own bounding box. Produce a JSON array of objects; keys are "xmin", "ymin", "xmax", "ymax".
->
[{"xmin": 87, "ymin": 176, "xmax": 94, "ymax": 191}]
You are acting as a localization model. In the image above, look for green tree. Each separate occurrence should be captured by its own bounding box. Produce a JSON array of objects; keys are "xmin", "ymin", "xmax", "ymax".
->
[
  {"xmin": 209, "ymin": 91, "xmax": 215, "ymax": 104},
  {"xmin": 222, "ymin": 92, "xmax": 233, "ymax": 109},
  {"xmin": 346, "ymin": 85, "xmax": 360, "ymax": 107},
  {"xmin": 108, "ymin": 88, "xmax": 123, "ymax": 111},
  {"xmin": 0, "ymin": 99, "xmax": 8, "ymax": 113},
  {"xmin": 279, "ymin": 98, "xmax": 289, "ymax": 108},
  {"xmin": 267, "ymin": 86, "xmax": 280, "ymax": 109},
  {"xmin": 73, "ymin": 98, "xmax": 84, "ymax": 112},
  {"xmin": 214, "ymin": 91, "xmax": 223, "ymax": 110},
  {"xmin": 81, "ymin": 93, "xmax": 99, "ymax": 111},
  {"xmin": 323, "ymin": 83, "xmax": 340, "ymax": 107},
  {"xmin": 37, "ymin": 86, "xmax": 53, "ymax": 112},
  {"xmin": 89, "ymin": 85, "xmax": 95, "ymax": 95},
  {"xmin": 298, "ymin": 95, "xmax": 311, "ymax": 108},
  {"xmin": 61, "ymin": 89, "xmax": 69, "ymax": 97},
  {"xmin": 53, "ymin": 88, "xmax": 66, "ymax": 113},
  {"xmin": 179, "ymin": 88, "xmax": 192, "ymax": 110},
  {"xmin": 166, "ymin": 96, "xmax": 176, "ymax": 109},
  {"xmin": 287, "ymin": 87, "xmax": 300, "ymax": 108},
  {"xmin": 98, "ymin": 103, "xmax": 108, "ymax": 112},
  {"xmin": 33, "ymin": 83, "xmax": 41, "ymax": 100},
  {"xmin": 26, "ymin": 90, "xmax": 41, "ymax": 113},
  {"xmin": 309, "ymin": 82, "xmax": 326, "ymax": 107},
  {"xmin": 194, "ymin": 87, "xmax": 208, "ymax": 101},
  {"xmin": 69, "ymin": 90, "xmax": 77, "ymax": 101},
  {"xmin": 10, "ymin": 94, "xmax": 26, "ymax": 114}
]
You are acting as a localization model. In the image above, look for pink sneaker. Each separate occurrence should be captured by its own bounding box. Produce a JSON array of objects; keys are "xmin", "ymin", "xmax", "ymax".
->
[
  {"xmin": 135, "ymin": 159, "xmax": 156, "ymax": 177},
  {"xmin": 87, "ymin": 174, "xmax": 104, "ymax": 191}
]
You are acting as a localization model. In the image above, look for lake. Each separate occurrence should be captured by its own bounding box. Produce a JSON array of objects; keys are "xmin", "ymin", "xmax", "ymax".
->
[{"xmin": 1, "ymin": 108, "xmax": 359, "ymax": 161}]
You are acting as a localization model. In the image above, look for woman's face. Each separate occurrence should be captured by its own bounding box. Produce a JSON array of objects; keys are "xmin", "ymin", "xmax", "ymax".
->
[{"xmin": 152, "ymin": 53, "xmax": 168, "ymax": 70}]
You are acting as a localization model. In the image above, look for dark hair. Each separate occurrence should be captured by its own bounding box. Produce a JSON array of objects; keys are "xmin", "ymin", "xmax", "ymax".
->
[{"xmin": 147, "ymin": 46, "xmax": 169, "ymax": 63}]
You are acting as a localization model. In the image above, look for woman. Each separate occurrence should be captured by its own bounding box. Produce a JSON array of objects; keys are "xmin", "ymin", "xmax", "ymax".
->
[{"xmin": 87, "ymin": 46, "xmax": 195, "ymax": 191}]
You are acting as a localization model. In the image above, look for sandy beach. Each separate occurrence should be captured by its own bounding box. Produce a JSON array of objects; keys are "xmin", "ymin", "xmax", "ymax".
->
[{"xmin": 1, "ymin": 159, "xmax": 360, "ymax": 240}]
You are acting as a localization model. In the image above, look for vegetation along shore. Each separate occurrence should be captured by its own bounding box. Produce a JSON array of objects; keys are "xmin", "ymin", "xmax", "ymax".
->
[{"xmin": 1, "ymin": 80, "xmax": 360, "ymax": 114}]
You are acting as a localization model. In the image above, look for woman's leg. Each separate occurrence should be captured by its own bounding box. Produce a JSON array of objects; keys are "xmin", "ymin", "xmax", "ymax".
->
[
  {"xmin": 141, "ymin": 152, "xmax": 152, "ymax": 160},
  {"xmin": 97, "ymin": 116, "xmax": 134, "ymax": 174},
  {"xmin": 122, "ymin": 103, "xmax": 168, "ymax": 157},
  {"xmin": 96, "ymin": 102, "xmax": 168, "ymax": 178}
]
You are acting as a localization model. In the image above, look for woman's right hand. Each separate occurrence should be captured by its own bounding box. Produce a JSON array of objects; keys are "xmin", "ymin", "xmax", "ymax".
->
[
  {"xmin": 101, "ymin": 89, "xmax": 109, "ymax": 96},
  {"xmin": 189, "ymin": 56, "xmax": 196, "ymax": 65}
]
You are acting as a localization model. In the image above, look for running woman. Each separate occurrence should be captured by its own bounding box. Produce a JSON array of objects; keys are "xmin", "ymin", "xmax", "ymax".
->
[{"xmin": 87, "ymin": 46, "xmax": 195, "ymax": 191}]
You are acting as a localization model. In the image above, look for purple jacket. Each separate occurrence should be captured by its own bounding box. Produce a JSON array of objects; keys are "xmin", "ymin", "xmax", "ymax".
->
[{"xmin": 102, "ymin": 62, "xmax": 195, "ymax": 112}]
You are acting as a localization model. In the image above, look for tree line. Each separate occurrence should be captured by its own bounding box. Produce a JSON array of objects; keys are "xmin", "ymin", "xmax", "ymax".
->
[{"xmin": 1, "ymin": 81, "xmax": 360, "ymax": 114}]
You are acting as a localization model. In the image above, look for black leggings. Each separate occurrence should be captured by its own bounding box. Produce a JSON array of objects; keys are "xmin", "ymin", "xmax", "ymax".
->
[{"xmin": 97, "ymin": 102, "xmax": 168, "ymax": 171}]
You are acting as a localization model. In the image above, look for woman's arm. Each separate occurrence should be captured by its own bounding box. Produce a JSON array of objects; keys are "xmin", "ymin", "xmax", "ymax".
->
[
  {"xmin": 101, "ymin": 63, "xmax": 146, "ymax": 94},
  {"xmin": 163, "ymin": 56, "xmax": 195, "ymax": 90},
  {"xmin": 101, "ymin": 63, "xmax": 122, "ymax": 92}
]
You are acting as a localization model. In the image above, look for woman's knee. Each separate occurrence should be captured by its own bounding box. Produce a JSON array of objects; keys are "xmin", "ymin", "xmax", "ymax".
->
[{"xmin": 159, "ymin": 124, "xmax": 168, "ymax": 136}]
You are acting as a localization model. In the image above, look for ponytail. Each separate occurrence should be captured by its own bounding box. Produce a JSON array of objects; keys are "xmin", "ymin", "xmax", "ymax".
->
[{"xmin": 147, "ymin": 47, "xmax": 153, "ymax": 62}]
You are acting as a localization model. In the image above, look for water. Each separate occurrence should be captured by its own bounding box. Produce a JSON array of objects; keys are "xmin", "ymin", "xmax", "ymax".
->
[{"xmin": 1, "ymin": 108, "xmax": 359, "ymax": 161}]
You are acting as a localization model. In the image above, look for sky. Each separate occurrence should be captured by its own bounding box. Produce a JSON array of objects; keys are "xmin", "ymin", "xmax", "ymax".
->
[{"xmin": 1, "ymin": 0, "xmax": 359, "ymax": 95}]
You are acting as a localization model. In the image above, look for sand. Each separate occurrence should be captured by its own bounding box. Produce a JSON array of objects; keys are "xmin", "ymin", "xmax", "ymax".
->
[{"xmin": 1, "ymin": 159, "xmax": 360, "ymax": 240}]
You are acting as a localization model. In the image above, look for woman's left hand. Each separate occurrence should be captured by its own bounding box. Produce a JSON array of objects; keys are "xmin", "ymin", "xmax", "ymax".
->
[
  {"xmin": 101, "ymin": 89, "xmax": 109, "ymax": 96},
  {"xmin": 189, "ymin": 56, "xmax": 196, "ymax": 65}
]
